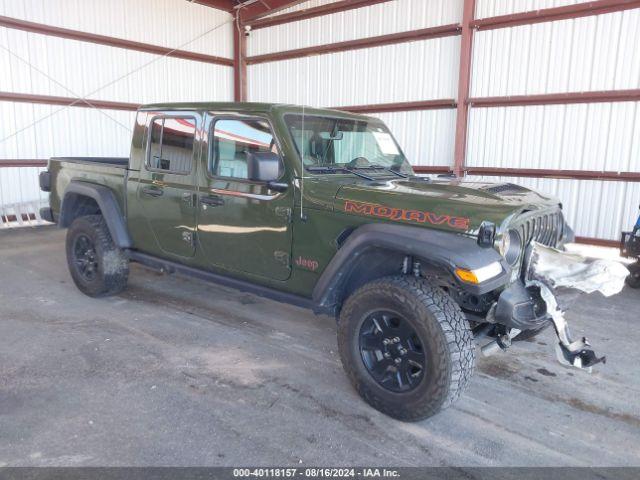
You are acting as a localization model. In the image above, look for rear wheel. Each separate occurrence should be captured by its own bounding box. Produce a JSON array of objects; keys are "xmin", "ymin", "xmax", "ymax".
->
[
  {"xmin": 626, "ymin": 262, "xmax": 640, "ymax": 289},
  {"xmin": 66, "ymin": 215, "xmax": 129, "ymax": 297},
  {"xmin": 337, "ymin": 276, "xmax": 475, "ymax": 422}
]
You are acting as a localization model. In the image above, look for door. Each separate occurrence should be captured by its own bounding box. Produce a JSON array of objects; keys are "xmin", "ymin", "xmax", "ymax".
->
[
  {"xmin": 136, "ymin": 114, "xmax": 200, "ymax": 258},
  {"xmin": 196, "ymin": 114, "xmax": 293, "ymax": 280}
]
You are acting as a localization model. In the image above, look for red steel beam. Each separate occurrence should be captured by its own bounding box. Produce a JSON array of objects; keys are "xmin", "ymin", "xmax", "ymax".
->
[
  {"xmin": 575, "ymin": 237, "xmax": 620, "ymax": 248},
  {"xmin": 233, "ymin": 17, "xmax": 248, "ymax": 101},
  {"xmin": 248, "ymin": 0, "xmax": 395, "ymax": 29},
  {"xmin": 452, "ymin": 0, "xmax": 476, "ymax": 177},
  {"xmin": 193, "ymin": 0, "xmax": 236, "ymax": 11},
  {"xmin": 334, "ymin": 99, "xmax": 457, "ymax": 114},
  {"xmin": 246, "ymin": 24, "xmax": 460, "ymax": 64},
  {"xmin": 462, "ymin": 166, "xmax": 640, "ymax": 182},
  {"xmin": 411, "ymin": 166, "xmax": 454, "ymax": 175},
  {"xmin": 238, "ymin": 1, "xmax": 309, "ymax": 23},
  {"xmin": 0, "ymin": 91, "xmax": 140, "ymax": 111},
  {"xmin": 0, "ymin": 15, "xmax": 234, "ymax": 67},
  {"xmin": 414, "ymin": 165, "xmax": 640, "ymax": 182},
  {"xmin": 469, "ymin": 89, "xmax": 640, "ymax": 107},
  {"xmin": 1, "ymin": 213, "xmax": 38, "ymax": 223},
  {"xmin": 472, "ymin": 0, "xmax": 640, "ymax": 30},
  {"xmin": 0, "ymin": 159, "xmax": 48, "ymax": 168}
]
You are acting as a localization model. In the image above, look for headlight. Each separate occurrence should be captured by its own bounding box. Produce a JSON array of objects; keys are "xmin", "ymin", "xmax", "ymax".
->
[
  {"xmin": 455, "ymin": 262, "xmax": 503, "ymax": 284},
  {"xmin": 498, "ymin": 229, "xmax": 522, "ymax": 266}
]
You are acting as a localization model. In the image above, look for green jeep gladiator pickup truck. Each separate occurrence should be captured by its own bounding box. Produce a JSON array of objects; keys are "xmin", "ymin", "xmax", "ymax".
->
[{"xmin": 39, "ymin": 102, "xmax": 609, "ymax": 421}]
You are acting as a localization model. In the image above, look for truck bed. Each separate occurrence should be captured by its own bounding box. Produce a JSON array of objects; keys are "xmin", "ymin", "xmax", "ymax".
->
[
  {"xmin": 51, "ymin": 157, "xmax": 129, "ymax": 168},
  {"xmin": 47, "ymin": 157, "xmax": 130, "ymax": 218}
]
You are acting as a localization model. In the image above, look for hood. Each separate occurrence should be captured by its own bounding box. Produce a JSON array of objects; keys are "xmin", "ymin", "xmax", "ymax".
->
[{"xmin": 331, "ymin": 176, "xmax": 561, "ymax": 234}]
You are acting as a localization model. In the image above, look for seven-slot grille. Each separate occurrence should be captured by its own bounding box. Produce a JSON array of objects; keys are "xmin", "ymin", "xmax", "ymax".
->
[{"xmin": 515, "ymin": 209, "xmax": 564, "ymax": 248}]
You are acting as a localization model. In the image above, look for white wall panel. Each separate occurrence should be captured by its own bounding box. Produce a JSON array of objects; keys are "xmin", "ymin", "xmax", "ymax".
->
[
  {"xmin": 467, "ymin": 175, "xmax": 640, "ymax": 240},
  {"xmin": 376, "ymin": 109, "xmax": 456, "ymax": 167},
  {"xmin": 0, "ymin": 102, "xmax": 136, "ymax": 159},
  {"xmin": 475, "ymin": 0, "xmax": 584, "ymax": 19},
  {"xmin": 0, "ymin": 103, "xmax": 136, "ymax": 215},
  {"xmin": 1, "ymin": 27, "xmax": 233, "ymax": 104},
  {"xmin": 471, "ymin": 9, "xmax": 640, "ymax": 96},
  {"xmin": 248, "ymin": 36, "xmax": 460, "ymax": 106},
  {"xmin": 249, "ymin": 0, "xmax": 462, "ymax": 56},
  {"xmin": 466, "ymin": 102, "xmax": 640, "ymax": 172},
  {"xmin": 0, "ymin": 0, "xmax": 233, "ymax": 58},
  {"xmin": 0, "ymin": 166, "xmax": 48, "ymax": 226}
]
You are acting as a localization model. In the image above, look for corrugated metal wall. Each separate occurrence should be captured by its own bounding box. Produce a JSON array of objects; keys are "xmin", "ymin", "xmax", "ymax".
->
[
  {"xmin": 468, "ymin": 175, "xmax": 640, "ymax": 240},
  {"xmin": 2, "ymin": 0, "xmax": 639, "ymax": 240},
  {"xmin": 467, "ymin": 7, "xmax": 640, "ymax": 240},
  {"xmin": 248, "ymin": 0, "xmax": 463, "ymax": 168},
  {"xmin": 248, "ymin": 0, "xmax": 639, "ymax": 241},
  {"xmin": 249, "ymin": 0, "xmax": 462, "ymax": 56},
  {"xmin": 0, "ymin": 0, "xmax": 233, "ymax": 226}
]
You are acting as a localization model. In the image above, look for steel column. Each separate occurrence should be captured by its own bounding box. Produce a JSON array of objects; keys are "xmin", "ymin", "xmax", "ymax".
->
[
  {"xmin": 233, "ymin": 15, "xmax": 248, "ymax": 102},
  {"xmin": 452, "ymin": 0, "xmax": 476, "ymax": 178}
]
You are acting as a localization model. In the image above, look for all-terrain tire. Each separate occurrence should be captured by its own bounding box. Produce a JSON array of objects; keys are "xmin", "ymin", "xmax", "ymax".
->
[
  {"xmin": 626, "ymin": 262, "xmax": 640, "ymax": 289},
  {"xmin": 66, "ymin": 215, "xmax": 129, "ymax": 297},
  {"xmin": 337, "ymin": 276, "xmax": 475, "ymax": 422}
]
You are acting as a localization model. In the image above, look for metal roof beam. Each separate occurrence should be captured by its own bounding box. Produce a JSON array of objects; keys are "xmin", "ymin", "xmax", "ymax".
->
[
  {"xmin": 247, "ymin": 0, "xmax": 395, "ymax": 29},
  {"xmin": 237, "ymin": 1, "xmax": 308, "ymax": 23}
]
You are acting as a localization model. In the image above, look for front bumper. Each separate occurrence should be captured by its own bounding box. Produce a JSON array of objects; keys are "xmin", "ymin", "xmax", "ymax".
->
[{"xmin": 486, "ymin": 241, "xmax": 628, "ymax": 371}]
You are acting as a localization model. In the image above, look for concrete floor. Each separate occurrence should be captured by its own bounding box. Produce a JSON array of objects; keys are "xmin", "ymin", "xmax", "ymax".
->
[{"xmin": 1, "ymin": 226, "xmax": 639, "ymax": 467}]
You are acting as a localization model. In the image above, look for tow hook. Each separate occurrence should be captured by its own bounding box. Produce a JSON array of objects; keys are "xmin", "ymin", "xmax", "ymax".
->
[
  {"xmin": 480, "ymin": 323, "xmax": 521, "ymax": 357},
  {"xmin": 531, "ymin": 280, "xmax": 606, "ymax": 372}
]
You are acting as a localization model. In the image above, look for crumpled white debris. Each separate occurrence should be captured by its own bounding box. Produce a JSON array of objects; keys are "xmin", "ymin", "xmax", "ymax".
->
[{"xmin": 526, "ymin": 242, "xmax": 629, "ymax": 297}]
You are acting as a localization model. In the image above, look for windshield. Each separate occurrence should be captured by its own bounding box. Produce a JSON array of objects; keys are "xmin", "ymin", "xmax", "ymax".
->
[{"xmin": 284, "ymin": 114, "xmax": 413, "ymax": 175}]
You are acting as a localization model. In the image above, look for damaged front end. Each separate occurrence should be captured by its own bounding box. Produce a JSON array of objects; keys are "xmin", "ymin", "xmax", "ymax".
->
[{"xmin": 480, "ymin": 242, "xmax": 629, "ymax": 372}]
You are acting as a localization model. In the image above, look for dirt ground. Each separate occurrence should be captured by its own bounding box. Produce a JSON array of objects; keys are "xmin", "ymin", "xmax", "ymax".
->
[{"xmin": 1, "ymin": 226, "xmax": 639, "ymax": 466}]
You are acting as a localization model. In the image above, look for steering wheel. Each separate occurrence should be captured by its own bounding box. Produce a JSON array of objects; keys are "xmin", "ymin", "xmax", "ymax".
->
[{"xmin": 347, "ymin": 157, "xmax": 371, "ymax": 168}]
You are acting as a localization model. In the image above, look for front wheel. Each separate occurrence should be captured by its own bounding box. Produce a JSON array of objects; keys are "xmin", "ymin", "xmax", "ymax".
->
[
  {"xmin": 337, "ymin": 276, "xmax": 475, "ymax": 422},
  {"xmin": 626, "ymin": 262, "xmax": 640, "ymax": 289},
  {"xmin": 66, "ymin": 215, "xmax": 129, "ymax": 297}
]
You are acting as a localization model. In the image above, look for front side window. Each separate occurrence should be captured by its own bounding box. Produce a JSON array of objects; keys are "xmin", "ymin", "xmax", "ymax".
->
[
  {"xmin": 148, "ymin": 116, "xmax": 196, "ymax": 174},
  {"xmin": 211, "ymin": 118, "xmax": 279, "ymax": 179},
  {"xmin": 284, "ymin": 114, "xmax": 412, "ymax": 175}
]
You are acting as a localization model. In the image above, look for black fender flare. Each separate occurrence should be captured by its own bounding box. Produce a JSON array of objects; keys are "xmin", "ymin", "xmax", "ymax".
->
[
  {"xmin": 312, "ymin": 223, "xmax": 510, "ymax": 311},
  {"xmin": 59, "ymin": 181, "xmax": 133, "ymax": 249}
]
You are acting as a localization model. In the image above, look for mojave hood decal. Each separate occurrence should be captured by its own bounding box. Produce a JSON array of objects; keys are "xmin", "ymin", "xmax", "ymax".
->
[{"xmin": 344, "ymin": 200, "xmax": 470, "ymax": 230}]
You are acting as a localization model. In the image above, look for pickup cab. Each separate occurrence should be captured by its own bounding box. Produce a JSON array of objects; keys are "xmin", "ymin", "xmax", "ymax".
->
[{"xmin": 39, "ymin": 102, "xmax": 612, "ymax": 421}]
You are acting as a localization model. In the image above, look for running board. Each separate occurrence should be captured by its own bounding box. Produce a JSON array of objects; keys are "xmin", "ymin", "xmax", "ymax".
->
[{"xmin": 127, "ymin": 251, "xmax": 316, "ymax": 312}]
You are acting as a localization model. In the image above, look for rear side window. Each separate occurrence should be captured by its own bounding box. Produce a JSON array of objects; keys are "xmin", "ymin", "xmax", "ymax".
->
[
  {"xmin": 211, "ymin": 118, "xmax": 278, "ymax": 179},
  {"xmin": 148, "ymin": 116, "xmax": 196, "ymax": 174}
]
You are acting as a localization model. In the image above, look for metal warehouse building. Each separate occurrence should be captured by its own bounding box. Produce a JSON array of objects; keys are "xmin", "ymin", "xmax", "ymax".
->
[
  {"xmin": 1, "ymin": 0, "xmax": 639, "ymax": 244},
  {"xmin": 1, "ymin": 0, "xmax": 640, "ymax": 470}
]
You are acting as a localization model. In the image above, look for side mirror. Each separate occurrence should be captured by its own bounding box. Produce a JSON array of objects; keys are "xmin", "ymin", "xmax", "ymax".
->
[{"xmin": 247, "ymin": 152, "xmax": 282, "ymax": 183}]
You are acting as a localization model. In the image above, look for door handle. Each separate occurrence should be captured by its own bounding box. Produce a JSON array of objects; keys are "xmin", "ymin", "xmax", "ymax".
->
[
  {"xmin": 142, "ymin": 186, "xmax": 163, "ymax": 197},
  {"xmin": 200, "ymin": 195, "xmax": 224, "ymax": 207}
]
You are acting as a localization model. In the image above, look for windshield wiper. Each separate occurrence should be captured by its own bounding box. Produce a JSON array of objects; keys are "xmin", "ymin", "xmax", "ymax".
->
[
  {"xmin": 349, "ymin": 164, "xmax": 409, "ymax": 178},
  {"xmin": 307, "ymin": 165, "xmax": 374, "ymax": 181}
]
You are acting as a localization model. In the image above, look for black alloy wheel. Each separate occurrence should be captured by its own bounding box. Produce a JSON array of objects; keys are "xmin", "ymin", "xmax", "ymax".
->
[
  {"xmin": 65, "ymin": 215, "xmax": 129, "ymax": 297},
  {"xmin": 73, "ymin": 233, "xmax": 99, "ymax": 281},
  {"xmin": 359, "ymin": 310, "xmax": 426, "ymax": 393}
]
